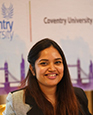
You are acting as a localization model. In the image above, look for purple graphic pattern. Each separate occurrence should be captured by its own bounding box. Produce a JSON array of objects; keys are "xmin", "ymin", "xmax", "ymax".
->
[
  {"xmin": 0, "ymin": 55, "xmax": 25, "ymax": 95},
  {"xmin": 0, "ymin": 58, "xmax": 93, "ymax": 95},
  {"xmin": 70, "ymin": 59, "xmax": 93, "ymax": 91}
]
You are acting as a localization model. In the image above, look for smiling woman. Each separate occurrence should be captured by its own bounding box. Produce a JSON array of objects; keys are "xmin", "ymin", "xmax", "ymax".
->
[
  {"xmin": 32, "ymin": 46, "xmax": 64, "ymax": 89},
  {"xmin": 3, "ymin": 38, "xmax": 91, "ymax": 115}
]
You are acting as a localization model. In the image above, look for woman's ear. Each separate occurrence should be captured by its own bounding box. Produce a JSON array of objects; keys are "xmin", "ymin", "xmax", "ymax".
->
[{"xmin": 29, "ymin": 65, "xmax": 35, "ymax": 76}]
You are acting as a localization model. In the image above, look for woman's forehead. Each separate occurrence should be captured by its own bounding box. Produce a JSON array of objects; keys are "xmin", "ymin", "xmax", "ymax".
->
[{"xmin": 38, "ymin": 46, "xmax": 62, "ymax": 59}]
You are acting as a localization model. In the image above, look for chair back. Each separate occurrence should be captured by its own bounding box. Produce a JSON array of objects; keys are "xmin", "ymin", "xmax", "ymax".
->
[
  {"xmin": 0, "ymin": 94, "xmax": 7, "ymax": 115},
  {"xmin": 0, "ymin": 104, "xmax": 6, "ymax": 115}
]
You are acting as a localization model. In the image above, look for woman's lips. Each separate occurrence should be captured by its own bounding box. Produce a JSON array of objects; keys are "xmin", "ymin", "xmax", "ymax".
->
[{"xmin": 45, "ymin": 73, "xmax": 57, "ymax": 79}]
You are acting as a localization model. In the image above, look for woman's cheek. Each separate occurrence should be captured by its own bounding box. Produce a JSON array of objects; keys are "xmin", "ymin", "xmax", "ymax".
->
[
  {"xmin": 57, "ymin": 65, "xmax": 64, "ymax": 71},
  {"xmin": 40, "ymin": 66, "xmax": 48, "ymax": 73}
]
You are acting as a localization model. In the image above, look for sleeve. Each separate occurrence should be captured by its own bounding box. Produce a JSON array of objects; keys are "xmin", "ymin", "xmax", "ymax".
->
[
  {"xmin": 3, "ymin": 92, "xmax": 16, "ymax": 115},
  {"xmin": 74, "ymin": 87, "xmax": 92, "ymax": 115}
]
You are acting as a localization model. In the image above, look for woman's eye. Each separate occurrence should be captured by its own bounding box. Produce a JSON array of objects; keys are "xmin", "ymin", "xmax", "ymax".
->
[
  {"xmin": 55, "ymin": 61, "xmax": 62, "ymax": 65},
  {"xmin": 40, "ymin": 62, "xmax": 48, "ymax": 66}
]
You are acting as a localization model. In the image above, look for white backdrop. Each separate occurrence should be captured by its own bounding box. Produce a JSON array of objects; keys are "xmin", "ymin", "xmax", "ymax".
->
[{"xmin": 0, "ymin": 0, "xmax": 93, "ymax": 94}]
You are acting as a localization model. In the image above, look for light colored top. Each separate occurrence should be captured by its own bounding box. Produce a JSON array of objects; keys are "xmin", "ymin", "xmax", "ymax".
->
[{"xmin": 3, "ymin": 90, "xmax": 31, "ymax": 115}]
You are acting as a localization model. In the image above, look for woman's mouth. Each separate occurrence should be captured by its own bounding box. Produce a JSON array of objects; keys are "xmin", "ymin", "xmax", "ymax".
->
[{"xmin": 45, "ymin": 73, "xmax": 57, "ymax": 79}]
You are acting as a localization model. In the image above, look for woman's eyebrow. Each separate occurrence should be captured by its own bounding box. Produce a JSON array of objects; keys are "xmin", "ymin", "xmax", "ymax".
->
[
  {"xmin": 55, "ymin": 58, "xmax": 62, "ymax": 61},
  {"xmin": 39, "ymin": 58, "xmax": 62, "ymax": 62},
  {"xmin": 39, "ymin": 59, "xmax": 49, "ymax": 62}
]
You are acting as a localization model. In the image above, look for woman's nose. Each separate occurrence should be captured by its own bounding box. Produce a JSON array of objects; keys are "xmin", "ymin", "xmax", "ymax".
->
[{"xmin": 48, "ymin": 63, "xmax": 56, "ymax": 71}]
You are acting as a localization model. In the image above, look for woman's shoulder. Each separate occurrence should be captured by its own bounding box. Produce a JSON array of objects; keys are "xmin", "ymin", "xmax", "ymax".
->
[
  {"xmin": 11, "ymin": 88, "xmax": 25, "ymax": 95},
  {"xmin": 73, "ymin": 87, "xmax": 92, "ymax": 115},
  {"xmin": 74, "ymin": 87, "xmax": 86, "ymax": 96},
  {"xmin": 73, "ymin": 87, "xmax": 88, "ymax": 104},
  {"xmin": 6, "ymin": 88, "xmax": 25, "ymax": 101},
  {"xmin": 6, "ymin": 88, "xmax": 25, "ymax": 107},
  {"xmin": 5, "ymin": 88, "xmax": 31, "ymax": 115}
]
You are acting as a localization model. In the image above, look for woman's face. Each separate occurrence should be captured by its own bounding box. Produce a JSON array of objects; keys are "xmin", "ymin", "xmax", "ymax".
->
[{"xmin": 34, "ymin": 46, "xmax": 64, "ymax": 88}]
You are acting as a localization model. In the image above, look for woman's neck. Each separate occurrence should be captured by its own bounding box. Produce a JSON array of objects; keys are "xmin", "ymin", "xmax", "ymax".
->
[
  {"xmin": 39, "ymin": 84, "xmax": 57, "ymax": 115},
  {"xmin": 39, "ymin": 84, "xmax": 57, "ymax": 105}
]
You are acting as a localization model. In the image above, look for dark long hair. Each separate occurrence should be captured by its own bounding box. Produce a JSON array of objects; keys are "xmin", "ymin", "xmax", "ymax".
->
[{"xmin": 23, "ymin": 38, "xmax": 82, "ymax": 115}]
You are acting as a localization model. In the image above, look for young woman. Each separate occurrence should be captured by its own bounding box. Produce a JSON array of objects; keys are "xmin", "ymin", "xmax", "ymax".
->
[{"xmin": 3, "ymin": 38, "xmax": 91, "ymax": 115}]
